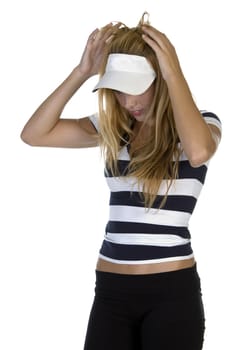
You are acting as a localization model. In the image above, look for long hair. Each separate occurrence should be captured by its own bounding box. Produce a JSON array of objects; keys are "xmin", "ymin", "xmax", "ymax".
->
[{"xmin": 97, "ymin": 13, "xmax": 181, "ymax": 208}]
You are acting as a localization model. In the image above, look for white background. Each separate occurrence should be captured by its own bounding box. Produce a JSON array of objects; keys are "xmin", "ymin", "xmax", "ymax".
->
[{"xmin": 0, "ymin": 0, "xmax": 232, "ymax": 349}]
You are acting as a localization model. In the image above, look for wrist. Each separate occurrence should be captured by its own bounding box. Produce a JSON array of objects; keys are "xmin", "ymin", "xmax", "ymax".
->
[
  {"xmin": 72, "ymin": 65, "xmax": 95, "ymax": 81},
  {"xmin": 163, "ymin": 67, "xmax": 185, "ymax": 84},
  {"xmin": 165, "ymin": 70, "xmax": 190, "ymax": 94},
  {"xmin": 165, "ymin": 72, "xmax": 195, "ymax": 112}
]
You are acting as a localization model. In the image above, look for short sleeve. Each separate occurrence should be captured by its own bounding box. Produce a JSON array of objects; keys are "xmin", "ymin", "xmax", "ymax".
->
[
  {"xmin": 200, "ymin": 110, "xmax": 222, "ymax": 133},
  {"xmin": 88, "ymin": 113, "xmax": 99, "ymax": 133}
]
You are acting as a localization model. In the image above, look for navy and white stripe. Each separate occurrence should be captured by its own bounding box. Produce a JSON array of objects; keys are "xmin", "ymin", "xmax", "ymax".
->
[{"xmin": 89, "ymin": 111, "xmax": 221, "ymax": 264}]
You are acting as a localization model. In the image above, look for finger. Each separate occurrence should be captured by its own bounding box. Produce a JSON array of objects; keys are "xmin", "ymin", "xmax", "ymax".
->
[
  {"xmin": 86, "ymin": 24, "xmax": 113, "ymax": 49},
  {"xmin": 142, "ymin": 25, "xmax": 164, "ymax": 36},
  {"xmin": 87, "ymin": 28, "xmax": 100, "ymax": 43},
  {"xmin": 142, "ymin": 25, "xmax": 170, "ymax": 49},
  {"xmin": 96, "ymin": 22, "xmax": 121, "ymax": 43},
  {"xmin": 142, "ymin": 33, "xmax": 162, "ymax": 54},
  {"xmin": 94, "ymin": 23, "xmax": 114, "ymax": 40},
  {"xmin": 103, "ymin": 22, "xmax": 122, "ymax": 43},
  {"xmin": 105, "ymin": 34, "xmax": 115, "ymax": 44}
]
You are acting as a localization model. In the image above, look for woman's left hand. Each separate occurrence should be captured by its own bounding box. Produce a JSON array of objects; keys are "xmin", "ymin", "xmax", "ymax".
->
[{"xmin": 142, "ymin": 25, "xmax": 183, "ymax": 81}]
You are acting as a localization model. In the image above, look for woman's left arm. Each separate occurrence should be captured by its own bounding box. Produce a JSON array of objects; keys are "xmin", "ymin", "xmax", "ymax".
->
[{"xmin": 142, "ymin": 25, "xmax": 221, "ymax": 167}]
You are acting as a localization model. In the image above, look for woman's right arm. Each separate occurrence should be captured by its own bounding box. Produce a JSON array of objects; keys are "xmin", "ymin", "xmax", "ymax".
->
[
  {"xmin": 21, "ymin": 23, "xmax": 118, "ymax": 148},
  {"xmin": 21, "ymin": 67, "xmax": 98, "ymax": 148}
]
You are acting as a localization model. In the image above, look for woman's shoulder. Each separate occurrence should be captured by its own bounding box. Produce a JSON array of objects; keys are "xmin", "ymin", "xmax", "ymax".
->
[{"xmin": 88, "ymin": 113, "xmax": 99, "ymax": 132}]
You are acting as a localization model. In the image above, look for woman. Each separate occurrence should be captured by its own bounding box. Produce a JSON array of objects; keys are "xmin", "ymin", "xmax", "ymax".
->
[{"xmin": 21, "ymin": 13, "xmax": 221, "ymax": 350}]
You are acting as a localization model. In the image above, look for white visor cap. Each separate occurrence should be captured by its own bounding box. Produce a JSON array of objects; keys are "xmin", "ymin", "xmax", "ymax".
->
[{"xmin": 93, "ymin": 53, "xmax": 156, "ymax": 95}]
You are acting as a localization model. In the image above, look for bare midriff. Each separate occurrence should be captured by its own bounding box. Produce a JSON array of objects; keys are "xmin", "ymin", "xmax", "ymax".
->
[{"xmin": 96, "ymin": 257, "xmax": 196, "ymax": 275}]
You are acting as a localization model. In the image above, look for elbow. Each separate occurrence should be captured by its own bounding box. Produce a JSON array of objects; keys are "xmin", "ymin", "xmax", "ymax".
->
[
  {"xmin": 20, "ymin": 129, "xmax": 38, "ymax": 146},
  {"xmin": 189, "ymin": 155, "xmax": 208, "ymax": 168},
  {"xmin": 20, "ymin": 130, "xmax": 31, "ymax": 145},
  {"xmin": 188, "ymin": 144, "xmax": 216, "ymax": 168}
]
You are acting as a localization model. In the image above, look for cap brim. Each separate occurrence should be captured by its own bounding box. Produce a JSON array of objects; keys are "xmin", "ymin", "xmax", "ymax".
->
[{"xmin": 93, "ymin": 71, "xmax": 156, "ymax": 95}]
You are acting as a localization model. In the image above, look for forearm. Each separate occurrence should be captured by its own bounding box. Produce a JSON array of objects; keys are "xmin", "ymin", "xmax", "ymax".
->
[
  {"xmin": 21, "ymin": 66, "xmax": 91, "ymax": 139},
  {"xmin": 166, "ymin": 73, "xmax": 216, "ymax": 166}
]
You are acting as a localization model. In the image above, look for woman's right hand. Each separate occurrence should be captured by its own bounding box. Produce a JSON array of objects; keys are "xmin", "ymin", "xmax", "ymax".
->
[{"xmin": 77, "ymin": 23, "xmax": 121, "ymax": 77}]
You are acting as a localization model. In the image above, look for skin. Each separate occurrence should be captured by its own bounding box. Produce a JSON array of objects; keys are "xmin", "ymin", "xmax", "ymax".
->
[
  {"xmin": 114, "ymin": 85, "xmax": 155, "ymax": 123},
  {"xmin": 21, "ymin": 23, "xmax": 221, "ymax": 274},
  {"xmin": 113, "ymin": 86, "xmax": 155, "ymax": 152}
]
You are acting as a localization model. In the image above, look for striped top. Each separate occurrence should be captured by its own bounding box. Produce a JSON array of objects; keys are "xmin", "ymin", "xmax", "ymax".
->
[{"xmin": 89, "ymin": 111, "xmax": 221, "ymax": 264}]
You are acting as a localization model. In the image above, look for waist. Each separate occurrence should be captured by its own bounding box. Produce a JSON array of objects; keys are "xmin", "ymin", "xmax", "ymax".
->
[
  {"xmin": 95, "ymin": 262, "xmax": 200, "ymax": 294},
  {"xmin": 96, "ymin": 256, "xmax": 196, "ymax": 275}
]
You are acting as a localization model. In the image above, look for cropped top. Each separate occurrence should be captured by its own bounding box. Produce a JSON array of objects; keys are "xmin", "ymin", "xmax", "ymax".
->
[{"xmin": 89, "ymin": 111, "xmax": 221, "ymax": 265}]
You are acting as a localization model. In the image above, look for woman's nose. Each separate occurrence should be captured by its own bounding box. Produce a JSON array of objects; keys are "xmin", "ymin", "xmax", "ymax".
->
[{"xmin": 124, "ymin": 94, "xmax": 138, "ymax": 109}]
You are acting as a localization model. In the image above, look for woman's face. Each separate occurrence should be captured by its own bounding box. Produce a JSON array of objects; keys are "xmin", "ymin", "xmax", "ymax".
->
[{"xmin": 113, "ymin": 83, "xmax": 155, "ymax": 124}]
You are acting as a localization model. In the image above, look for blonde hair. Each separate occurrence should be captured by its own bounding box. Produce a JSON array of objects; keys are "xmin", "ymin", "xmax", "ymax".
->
[{"xmin": 97, "ymin": 13, "xmax": 181, "ymax": 208}]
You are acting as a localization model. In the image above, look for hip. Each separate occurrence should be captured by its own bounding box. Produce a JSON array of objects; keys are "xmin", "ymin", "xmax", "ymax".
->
[{"xmin": 96, "ymin": 256, "xmax": 196, "ymax": 275}]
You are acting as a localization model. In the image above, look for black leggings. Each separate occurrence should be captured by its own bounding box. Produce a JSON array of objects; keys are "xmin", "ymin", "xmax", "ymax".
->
[{"xmin": 84, "ymin": 265, "xmax": 205, "ymax": 350}]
